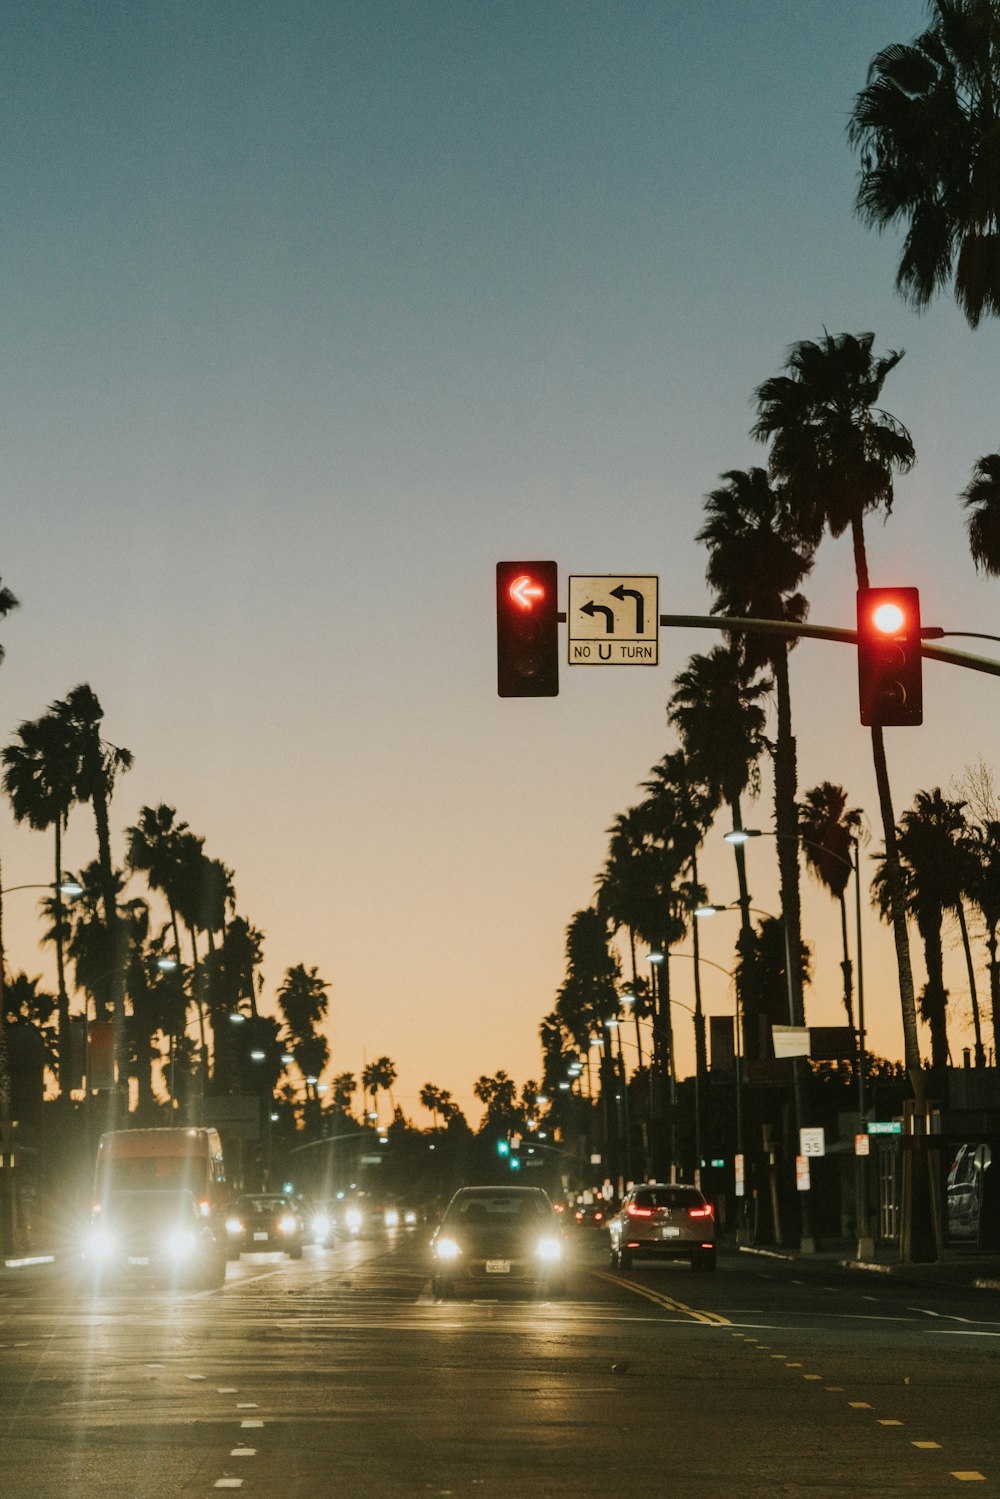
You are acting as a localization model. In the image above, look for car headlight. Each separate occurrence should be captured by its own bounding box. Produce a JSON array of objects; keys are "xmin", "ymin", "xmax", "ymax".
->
[
  {"xmin": 86, "ymin": 1225, "xmax": 118, "ymax": 1260},
  {"xmin": 384, "ymin": 1209, "xmax": 399, "ymax": 1228},
  {"xmin": 278, "ymin": 1214, "xmax": 298, "ymax": 1234},
  {"xmin": 434, "ymin": 1236, "xmax": 462, "ymax": 1261},
  {"xmin": 345, "ymin": 1207, "xmax": 363, "ymax": 1232},
  {"xmin": 312, "ymin": 1214, "xmax": 331, "ymax": 1239},
  {"xmin": 225, "ymin": 1216, "xmax": 244, "ymax": 1235},
  {"xmin": 167, "ymin": 1229, "xmax": 197, "ymax": 1258},
  {"xmin": 404, "ymin": 1210, "xmax": 417, "ymax": 1226},
  {"xmin": 535, "ymin": 1237, "xmax": 562, "ymax": 1262}
]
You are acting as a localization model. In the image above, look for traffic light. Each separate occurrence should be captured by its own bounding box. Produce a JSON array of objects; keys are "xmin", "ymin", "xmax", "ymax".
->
[
  {"xmin": 497, "ymin": 1139, "xmax": 510, "ymax": 1157},
  {"xmin": 857, "ymin": 587, "xmax": 922, "ymax": 726},
  {"xmin": 496, "ymin": 561, "xmax": 559, "ymax": 697}
]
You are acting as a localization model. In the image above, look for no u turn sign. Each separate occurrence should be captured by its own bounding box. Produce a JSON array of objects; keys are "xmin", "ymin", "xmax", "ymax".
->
[{"xmin": 567, "ymin": 575, "xmax": 659, "ymax": 665}]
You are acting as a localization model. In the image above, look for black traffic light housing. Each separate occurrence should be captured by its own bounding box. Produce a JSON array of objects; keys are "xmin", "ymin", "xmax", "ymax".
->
[
  {"xmin": 857, "ymin": 587, "xmax": 923, "ymax": 726},
  {"xmin": 496, "ymin": 561, "xmax": 559, "ymax": 697}
]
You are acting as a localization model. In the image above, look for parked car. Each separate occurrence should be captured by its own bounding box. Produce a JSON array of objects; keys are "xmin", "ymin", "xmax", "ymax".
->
[
  {"xmin": 607, "ymin": 1183, "xmax": 716, "ymax": 1271},
  {"xmin": 225, "ymin": 1193, "xmax": 304, "ymax": 1258},
  {"xmin": 947, "ymin": 1142, "xmax": 993, "ymax": 1244},
  {"xmin": 82, "ymin": 1188, "xmax": 226, "ymax": 1290},
  {"xmin": 429, "ymin": 1185, "xmax": 566, "ymax": 1298}
]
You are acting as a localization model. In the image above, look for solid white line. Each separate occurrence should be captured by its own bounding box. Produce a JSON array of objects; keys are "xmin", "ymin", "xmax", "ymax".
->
[{"xmin": 928, "ymin": 1329, "xmax": 1000, "ymax": 1338}]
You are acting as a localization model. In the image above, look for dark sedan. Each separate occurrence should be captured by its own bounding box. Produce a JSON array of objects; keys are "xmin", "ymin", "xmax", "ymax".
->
[
  {"xmin": 224, "ymin": 1193, "xmax": 304, "ymax": 1258},
  {"xmin": 429, "ymin": 1185, "xmax": 566, "ymax": 1298}
]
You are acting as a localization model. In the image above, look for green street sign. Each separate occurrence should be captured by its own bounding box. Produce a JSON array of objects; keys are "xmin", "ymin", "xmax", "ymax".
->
[{"xmin": 867, "ymin": 1121, "xmax": 902, "ymax": 1135}]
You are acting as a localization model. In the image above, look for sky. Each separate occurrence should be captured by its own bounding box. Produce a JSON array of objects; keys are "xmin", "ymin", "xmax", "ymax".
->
[{"xmin": 3, "ymin": 0, "xmax": 1000, "ymax": 1124}]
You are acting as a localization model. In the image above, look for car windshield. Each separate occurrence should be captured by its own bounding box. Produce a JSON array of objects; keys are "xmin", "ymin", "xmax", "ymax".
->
[
  {"xmin": 104, "ymin": 1192, "xmax": 199, "ymax": 1229},
  {"xmin": 240, "ymin": 1197, "xmax": 289, "ymax": 1214},
  {"xmin": 448, "ymin": 1194, "xmax": 551, "ymax": 1225},
  {"xmin": 632, "ymin": 1188, "xmax": 704, "ymax": 1211}
]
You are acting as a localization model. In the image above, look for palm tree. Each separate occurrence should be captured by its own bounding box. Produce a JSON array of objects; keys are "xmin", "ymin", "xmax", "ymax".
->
[
  {"xmin": 126, "ymin": 805, "xmax": 191, "ymax": 954},
  {"xmin": 419, "ymin": 1082, "xmax": 454, "ymax": 1128},
  {"xmin": 871, "ymin": 788, "xmax": 974, "ymax": 1076},
  {"xmin": 49, "ymin": 685, "xmax": 133, "ymax": 1093},
  {"xmin": 361, "ymin": 1056, "xmax": 397, "ymax": 1125},
  {"xmin": 0, "ymin": 578, "xmax": 18, "ymax": 666},
  {"xmin": 698, "ymin": 466, "xmax": 815, "ymax": 1029},
  {"xmin": 473, "ymin": 1070, "xmax": 522, "ymax": 1133},
  {"xmin": 2, "ymin": 712, "xmax": 80, "ymax": 1094},
  {"xmin": 277, "ymin": 963, "xmax": 329, "ymax": 1101},
  {"xmin": 752, "ymin": 333, "xmax": 923, "ymax": 1107},
  {"xmin": 668, "ymin": 645, "xmax": 770, "ymax": 1055},
  {"xmin": 330, "ymin": 1071, "xmax": 358, "ymax": 1119},
  {"xmin": 963, "ymin": 819, "xmax": 1000, "ymax": 1061},
  {"xmin": 799, "ymin": 783, "xmax": 867, "ymax": 1025},
  {"xmin": 962, "ymin": 452, "xmax": 1000, "ymax": 574},
  {"xmin": 848, "ymin": 0, "xmax": 1000, "ymax": 329}
]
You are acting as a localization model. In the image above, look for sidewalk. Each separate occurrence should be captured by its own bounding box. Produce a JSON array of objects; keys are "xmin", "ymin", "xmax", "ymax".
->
[{"xmin": 736, "ymin": 1238, "xmax": 1000, "ymax": 1292}]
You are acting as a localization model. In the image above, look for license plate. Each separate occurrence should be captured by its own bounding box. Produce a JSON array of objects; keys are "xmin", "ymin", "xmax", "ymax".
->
[
  {"xmin": 128, "ymin": 1256, "xmax": 150, "ymax": 1265},
  {"xmin": 485, "ymin": 1259, "xmax": 511, "ymax": 1274},
  {"xmin": 663, "ymin": 1227, "xmax": 680, "ymax": 1238},
  {"xmin": 253, "ymin": 1231, "xmax": 269, "ymax": 1241}
]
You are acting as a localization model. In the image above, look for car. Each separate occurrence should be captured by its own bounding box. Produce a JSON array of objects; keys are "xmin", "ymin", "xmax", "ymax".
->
[
  {"xmin": 82, "ymin": 1188, "xmax": 226, "ymax": 1290},
  {"xmin": 947, "ymin": 1142, "xmax": 993, "ymax": 1244},
  {"xmin": 573, "ymin": 1201, "xmax": 610, "ymax": 1229},
  {"xmin": 607, "ymin": 1183, "xmax": 716, "ymax": 1271},
  {"xmin": 224, "ymin": 1193, "xmax": 304, "ymax": 1259},
  {"xmin": 429, "ymin": 1185, "xmax": 567, "ymax": 1298}
]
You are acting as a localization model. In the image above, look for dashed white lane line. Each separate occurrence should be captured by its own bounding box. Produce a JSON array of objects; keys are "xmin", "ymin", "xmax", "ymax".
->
[
  {"xmin": 236, "ymin": 1402, "xmax": 258, "ymax": 1409},
  {"xmin": 230, "ymin": 1448, "xmax": 257, "ymax": 1458},
  {"xmin": 214, "ymin": 1482, "xmax": 243, "ymax": 1490},
  {"xmin": 241, "ymin": 1420, "xmax": 264, "ymax": 1429},
  {"xmin": 913, "ymin": 1441, "xmax": 943, "ymax": 1450},
  {"xmin": 186, "ymin": 1374, "xmax": 206, "ymax": 1382},
  {"xmin": 218, "ymin": 1386, "xmax": 238, "ymax": 1393}
]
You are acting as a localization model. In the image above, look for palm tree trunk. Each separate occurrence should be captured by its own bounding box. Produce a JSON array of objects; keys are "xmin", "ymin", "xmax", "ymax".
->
[
  {"xmin": 53, "ymin": 818, "xmax": 70, "ymax": 1100},
  {"xmin": 837, "ymin": 890, "xmax": 854, "ymax": 1026},
  {"xmin": 772, "ymin": 646, "xmax": 805, "ymax": 1026},
  {"xmin": 920, "ymin": 919, "xmax": 949, "ymax": 1074},
  {"xmin": 955, "ymin": 902, "xmax": 985, "ymax": 1066}
]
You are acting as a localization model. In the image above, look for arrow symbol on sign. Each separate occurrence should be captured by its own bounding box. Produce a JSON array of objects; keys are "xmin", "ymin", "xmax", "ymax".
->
[
  {"xmin": 609, "ymin": 584, "xmax": 645, "ymax": 634},
  {"xmin": 580, "ymin": 600, "xmax": 615, "ymax": 633}
]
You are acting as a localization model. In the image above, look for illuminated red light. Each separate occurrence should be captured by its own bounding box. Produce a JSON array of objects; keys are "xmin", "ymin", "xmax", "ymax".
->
[
  {"xmin": 688, "ymin": 1204, "xmax": 714, "ymax": 1220},
  {"xmin": 627, "ymin": 1204, "xmax": 654, "ymax": 1218},
  {"xmin": 871, "ymin": 601, "xmax": 906, "ymax": 634},
  {"xmin": 509, "ymin": 574, "xmax": 545, "ymax": 610}
]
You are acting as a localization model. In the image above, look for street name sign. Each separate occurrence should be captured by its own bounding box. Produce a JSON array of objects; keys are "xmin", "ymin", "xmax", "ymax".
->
[
  {"xmin": 568, "ymin": 575, "xmax": 659, "ymax": 665},
  {"xmin": 867, "ymin": 1121, "xmax": 902, "ymax": 1135}
]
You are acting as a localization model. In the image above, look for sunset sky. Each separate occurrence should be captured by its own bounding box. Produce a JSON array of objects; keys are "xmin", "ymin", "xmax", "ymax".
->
[{"xmin": 3, "ymin": 0, "xmax": 1000, "ymax": 1122}]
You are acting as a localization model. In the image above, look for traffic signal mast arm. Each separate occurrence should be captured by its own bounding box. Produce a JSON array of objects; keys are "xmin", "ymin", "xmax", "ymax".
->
[{"xmin": 550, "ymin": 612, "xmax": 1000, "ymax": 679}]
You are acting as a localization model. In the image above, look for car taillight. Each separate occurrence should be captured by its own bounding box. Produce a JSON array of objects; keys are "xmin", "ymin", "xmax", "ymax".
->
[
  {"xmin": 627, "ymin": 1205, "xmax": 654, "ymax": 1218},
  {"xmin": 688, "ymin": 1205, "xmax": 713, "ymax": 1219}
]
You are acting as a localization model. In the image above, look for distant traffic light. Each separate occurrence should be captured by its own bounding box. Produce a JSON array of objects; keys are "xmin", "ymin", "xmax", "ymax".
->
[
  {"xmin": 497, "ymin": 1139, "xmax": 510, "ymax": 1156},
  {"xmin": 857, "ymin": 587, "xmax": 922, "ymax": 726},
  {"xmin": 496, "ymin": 561, "xmax": 559, "ymax": 697}
]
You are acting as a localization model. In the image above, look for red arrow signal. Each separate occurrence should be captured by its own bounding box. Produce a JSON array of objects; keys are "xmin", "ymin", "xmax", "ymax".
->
[{"xmin": 509, "ymin": 574, "xmax": 545, "ymax": 610}]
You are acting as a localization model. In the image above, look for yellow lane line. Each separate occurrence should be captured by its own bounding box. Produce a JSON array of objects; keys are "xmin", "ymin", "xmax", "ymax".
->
[{"xmin": 593, "ymin": 1271, "xmax": 731, "ymax": 1326}]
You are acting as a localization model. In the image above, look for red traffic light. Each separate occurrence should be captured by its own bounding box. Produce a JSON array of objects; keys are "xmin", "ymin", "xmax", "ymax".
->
[
  {"xmin": 508, "ymin": 574, "xmax": 547, "ymax": 610},
  {"xmin": 857, "ymin": 587, "xmax": 922, "ymax": 727},
  {"xmin": 496, "ymin": 561, "xmax": 559, "ymax": 697}
]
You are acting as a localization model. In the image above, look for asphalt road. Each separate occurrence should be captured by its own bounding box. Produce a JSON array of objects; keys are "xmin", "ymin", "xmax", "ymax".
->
[{"xmin": 2, "ymin": 1229, "xmax": 999, "ymax": 1497}]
